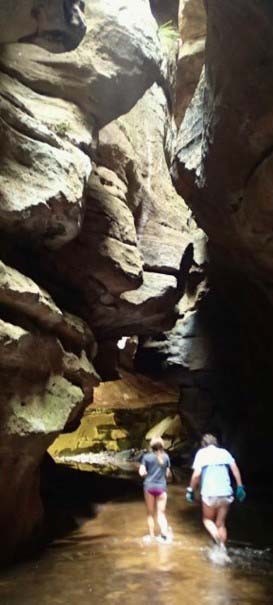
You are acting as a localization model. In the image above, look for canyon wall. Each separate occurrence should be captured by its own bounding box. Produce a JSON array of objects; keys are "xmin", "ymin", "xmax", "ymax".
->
[
  {"xmin": 1, "ymin": 0, "xmax": 273, "ymax": 561},
  {"xmin": 0, "ymin": 0, "xmax": 196, "ymax": 560},
  {"xmin": 172, "ymin": 0, "xmax": 273, "ymax": 471}
]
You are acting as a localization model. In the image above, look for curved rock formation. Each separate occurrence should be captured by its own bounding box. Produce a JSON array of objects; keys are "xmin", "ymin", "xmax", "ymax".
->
[
  {"xmin": 0, "ymin": 0, "xmax": 86, "ymax": 51},
  {"xmin": 0, "ymin": 260, "xmax": 99, "ymax": 561},
  {"xmin": 0, "ymin": 0, "xmax": 195, "ymax": 560},
  {"xmin": 42, "ymin": 82, "xmax": 194, "ymax": 342},
  {"xmin": 49, "ymin": 371, "xmax": 184, "ymax": 476}
]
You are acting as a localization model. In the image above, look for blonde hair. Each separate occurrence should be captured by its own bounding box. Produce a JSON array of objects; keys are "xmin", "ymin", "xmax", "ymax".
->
[
  {"xmin": 201, "ymin": 433, "xmax": 218, "ymax": 447},
  {"xmin": 150, "ymin": 437, "xmax": 165, "ymax": 465}
]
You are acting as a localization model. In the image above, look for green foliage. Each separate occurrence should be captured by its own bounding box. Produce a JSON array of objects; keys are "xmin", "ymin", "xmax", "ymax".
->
[
  {"xmin": 53, "ymin": 120, "xmax": 70, "ymax": 136},
  {"xmin": 159, "ymin": 20, "xmax": 179, "ymax": 48}
]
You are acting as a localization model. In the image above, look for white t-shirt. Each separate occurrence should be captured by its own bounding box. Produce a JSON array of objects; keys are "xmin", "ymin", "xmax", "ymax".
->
[{"xmin": 192, "ymin": 445, "xmax": 235, "ymax": 497}]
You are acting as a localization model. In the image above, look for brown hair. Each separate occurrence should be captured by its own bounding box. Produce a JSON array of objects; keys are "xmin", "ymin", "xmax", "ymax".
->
[
  {"xmin": 201, "ymin": 433, "xmax": 218, "ymax": 447},
  {"xmin": 150, "ymin": 437, "xmax": 165, "ymax": 465}
]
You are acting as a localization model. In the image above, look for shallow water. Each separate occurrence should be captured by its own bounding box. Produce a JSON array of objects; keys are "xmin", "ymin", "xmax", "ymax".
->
[{"xmin": 1, "ymin": 484, "xmax": 273, "ymax": 605}]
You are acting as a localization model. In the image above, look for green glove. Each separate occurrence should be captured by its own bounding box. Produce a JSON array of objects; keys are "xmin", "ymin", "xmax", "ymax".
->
[
  {"xmin": 236, "ymin": 485, "xmax": 246, "ymax": 502},
  {"xmin": 186, "ymin": 487, "xmax": 194, "ymax": 503}
]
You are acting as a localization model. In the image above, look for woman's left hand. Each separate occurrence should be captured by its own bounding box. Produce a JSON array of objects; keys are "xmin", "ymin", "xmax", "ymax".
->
[{"xmin": 139, "ymin": 464, "xmax": 147, "ymax": 477}]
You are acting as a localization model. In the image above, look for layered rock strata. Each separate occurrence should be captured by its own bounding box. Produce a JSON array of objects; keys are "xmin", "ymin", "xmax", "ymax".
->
[
  {"xmin": 49, "ymin": 371, "xmax": 184, "ymax": 476},
  {"xmin": 0, "ymin": 0, "xmax": 200, "ymax": 560},
  {"xmin": 42, "ymin": 83, "xmax": 194, "ymax": 340},
  {"xmin": 0, "ymin": 260, "xmax": 99, "ymax": 561}
]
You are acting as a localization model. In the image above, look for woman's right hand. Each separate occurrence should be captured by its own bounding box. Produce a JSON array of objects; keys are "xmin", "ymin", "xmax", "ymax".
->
[{"xmin": 236, "ymin": 485, "xmax": 246, "ymax": 502}]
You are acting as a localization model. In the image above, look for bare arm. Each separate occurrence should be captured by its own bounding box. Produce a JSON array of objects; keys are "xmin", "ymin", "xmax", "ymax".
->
[
  {"xmin": 230, "ymin": 462, "xmax": 243, "ymax": 486},
  {"xmin": 138, "ymin": 463, "xmax": 147, "ymax": 478},
  {"xmin": 190, "ymin": 469, "xmax": 201, "ymax": 490},
  {"xmin": 166, "ymin": 466, "xmax": 172, "ymax": 482}
]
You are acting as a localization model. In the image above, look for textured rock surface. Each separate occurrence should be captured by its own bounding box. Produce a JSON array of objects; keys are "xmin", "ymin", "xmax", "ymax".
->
[
  {"xmin": 175, "ymin": 0, "xmax": 206, "ymax": 127},
  {"xmin": 49, "ymin": 371, "xmax": 181, "ymax": 462},
  {"xmin": 173, "ymin": 0, "xmax": 273, "ymax": 292},
  {"xmin": 0, "ymin": 0, "xmax": 163, "ymax": 251},
  {"xmin": 44, "ymin": 83, "xmax": 194, "ymax": 338},
  {"xmin": 0, "ymin": 261, "xmax": 98, "ymax": 561},
  {"xmin": 0, "ymin": 0, "xmax": 162, "ymax": 128},
  {"xmin": 0, "ymin": 0, "xmax": 86, "ymax": 51},
  {"xmin": 172, "ymin": 0, "xmax": 273, "ymax": 471},
  {"xmin": 135, "ymin": 221, "xmax": 209, "ymax": 379},
  {"xmin": 0, "ymin": 0, "xmax": 195, "ymax": 560}
]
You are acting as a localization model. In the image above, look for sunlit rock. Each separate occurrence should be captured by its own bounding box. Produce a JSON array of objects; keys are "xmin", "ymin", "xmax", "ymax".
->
[
  {"xmin": 175, "ymin": 0, "xmax": 206, "ymax": 126},
  {"xmin": 0, "ymin": 0, "xmax": 162, "ymax": 128},
  {"xmin": 44, "ymin": 83, "xmax": 194, "ymax": 336},
  {"xmin": 49, "ymin": 371, "xmax": 183, "ymax": 475}
]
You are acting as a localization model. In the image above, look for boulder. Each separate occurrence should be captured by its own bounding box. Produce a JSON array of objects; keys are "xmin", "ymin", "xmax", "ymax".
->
[
  {"xmin": 0, "ymin": 0, "xmax": 86, "ymax": 51},
  {"xmin": 145, "ymin": 414, "xmax": 182, "ymax": 440},
  {"xmin": 0, "ymin": 0, "xmax": 163, "ymax": 128}
]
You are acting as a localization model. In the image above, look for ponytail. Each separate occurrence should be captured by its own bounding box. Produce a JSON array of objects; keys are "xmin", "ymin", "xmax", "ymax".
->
[
  {"xmin": 150, "ymin": 436, "xmax": 165, "ymax": 465},
  {"xmin": 156, "ymin": 450, "xmax": 164, "ymax": 466}
]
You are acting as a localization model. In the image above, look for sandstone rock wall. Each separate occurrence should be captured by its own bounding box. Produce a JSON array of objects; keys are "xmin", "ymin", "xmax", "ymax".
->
[
  {"xmin": 44, "ymin": 82, "xmax": 194, "ymax": 341},
  {"xmin": 172, "ymin": 0, "xmax": 273, "ymax": 470},
  {"xmin": 173, "ymin": 0, "xmax": 273, "ymax": 292},
  {"xmin": 175, "ymin": 0, "xmax": 206, "ymax": 127},
  {"xmin": 0, "ymin": 0, "xmax": 86, "ymax": 51},
  {"xmin": 0, "ymin": 0, "xmax": 205, "ymax": 561},
  {"xmin": 49, "ymin": 371, "xmax": 181, "ymax": 458}
]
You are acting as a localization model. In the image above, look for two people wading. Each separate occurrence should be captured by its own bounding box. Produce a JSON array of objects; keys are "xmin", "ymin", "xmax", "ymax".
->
[{"xmin": 139, "ymin": 433, "xmax": 246, "ymax": 552}]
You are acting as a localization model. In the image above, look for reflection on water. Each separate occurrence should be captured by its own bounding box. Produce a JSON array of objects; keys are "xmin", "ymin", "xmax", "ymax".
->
[{"xmin": 0, "ymin": 484, "xmax": 273, "ymax": 605}]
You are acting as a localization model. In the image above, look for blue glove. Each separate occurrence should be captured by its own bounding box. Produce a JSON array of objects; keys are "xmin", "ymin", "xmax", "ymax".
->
[
  {"xmin": 236, "ymin": 485, "xmax": 246, "ymax": 502},
  {"xmin": 186, "ymin": 487, "xmax": 194, "ymax": 503}
]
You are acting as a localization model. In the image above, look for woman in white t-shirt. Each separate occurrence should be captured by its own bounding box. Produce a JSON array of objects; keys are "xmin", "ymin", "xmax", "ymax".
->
[{"xmin": 186, "ymin": 434, "xmax": 246, "ymax": 550}]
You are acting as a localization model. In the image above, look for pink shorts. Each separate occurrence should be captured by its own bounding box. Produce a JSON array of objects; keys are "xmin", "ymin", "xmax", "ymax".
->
[{"xmin": 145, "ymin": 488, "xmax": 165, "ymax": 497}]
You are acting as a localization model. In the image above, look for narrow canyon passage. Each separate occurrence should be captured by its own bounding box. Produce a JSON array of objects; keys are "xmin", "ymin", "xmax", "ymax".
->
[
  {"xmin": 1, "ymin": 0, "xmax": 273, "ymax": 600},
  {"xmin": 1, "ymin": 481, "xmax": 272, "ymax": 605}
]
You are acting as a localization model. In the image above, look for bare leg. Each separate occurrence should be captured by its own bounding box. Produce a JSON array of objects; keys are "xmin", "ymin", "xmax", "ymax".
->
[
  {"xmin": 202, "ymin": 503, "xmax": 220, "ymax": 543},
  {"xmin": 156, "ymin": 492, "xmax": 168, "ymax": 536},
  {"xmin": 216, "ymin": 504, "xmax": 230, "ymax": 545},
  {"xmin": 144, "ymin": 491, "xmax": 156, "ymax": 537}
]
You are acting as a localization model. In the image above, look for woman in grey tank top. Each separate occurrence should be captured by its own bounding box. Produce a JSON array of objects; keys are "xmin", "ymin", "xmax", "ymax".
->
[{"xmin": 139, "ymin": 437, "xmax": 172, "ymax": 543}]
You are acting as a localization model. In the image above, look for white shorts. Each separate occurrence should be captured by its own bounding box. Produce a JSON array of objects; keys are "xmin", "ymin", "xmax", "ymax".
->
[{"xmin": 202, "ymin": 495, "xmax": 234, "ymax": 507}]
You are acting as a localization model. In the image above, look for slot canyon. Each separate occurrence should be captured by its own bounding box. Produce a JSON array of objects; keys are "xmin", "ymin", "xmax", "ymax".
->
[{"xmin": 0, "ymin": 1, "xmax": 273, "ymax": 603}]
